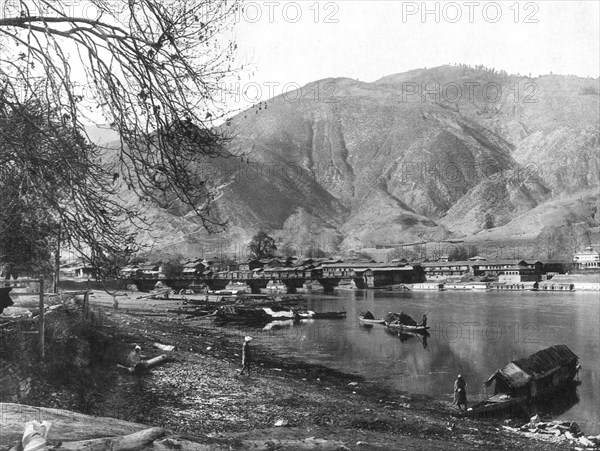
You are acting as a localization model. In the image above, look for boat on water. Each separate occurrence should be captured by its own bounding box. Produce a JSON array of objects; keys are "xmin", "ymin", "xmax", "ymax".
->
[
  {"xmin": 467, "ymin": 345, "xmax": 581, "ymax": 417},
  {"xmin": 358, "ymin": 311, "xmax": 386, "ymax": 325},
  {"xmin": 293, "ymin": 309, "xmax": 316, "ymax": 319},
  {"xmin": 386, "ymin": 322, "xmax": 430, "ymax": 332},
  {"xmin": 384, "ymin": 311, "xmax": 429, "ymax": 333},
  {"xmin": 313, "ymin": 311, "xmax": 347, "ymax": 319}
]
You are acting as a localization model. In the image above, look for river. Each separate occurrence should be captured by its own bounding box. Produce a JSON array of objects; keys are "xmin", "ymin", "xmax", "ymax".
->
[{"xmin": 237, "ymin": 290, "xmax": 600, "ymax": 434}]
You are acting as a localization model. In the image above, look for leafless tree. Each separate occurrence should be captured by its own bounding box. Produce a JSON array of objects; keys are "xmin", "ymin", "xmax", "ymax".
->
[
  {"xmin": 1, "ymin": 97, "xmax": 139, "ymax": 277},
  {"xmin": 0, "ymin": 0, "xmax": 240, "ymax": 227},
  {"xmin": 0, "ymin": 0, "xmax": 241, "ymax": 274}
]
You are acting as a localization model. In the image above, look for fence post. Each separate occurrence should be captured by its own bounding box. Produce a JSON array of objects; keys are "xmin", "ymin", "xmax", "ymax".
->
[
  {"xmin": 83, "ymin": 290, "xmax": 90, "ymax": 320},
  {"xmin": 39, "ymin": 276, "xmax": 44, "ymax": 360}
]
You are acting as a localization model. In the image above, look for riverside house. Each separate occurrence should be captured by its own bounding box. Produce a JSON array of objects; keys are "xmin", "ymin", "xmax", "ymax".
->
[
  {"xmin": 573, "ymin": 246, "xmax": 600, "ymax": 270},
  {"xmin": 182, "ymin": 260, "xmax": 206, "ymax": 278},
  {"xmin": 421, "ymin": 261, "xmax": 472, "ymax": 280},
  {"xmin": 498, "ymin": 264, "xmax": 540, "ymax": 283}
]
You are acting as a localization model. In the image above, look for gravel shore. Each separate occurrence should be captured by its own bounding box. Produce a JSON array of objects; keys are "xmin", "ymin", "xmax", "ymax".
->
[{"xmin": 18, "ymin": 290, "xmax": 577, "ymax": 450}]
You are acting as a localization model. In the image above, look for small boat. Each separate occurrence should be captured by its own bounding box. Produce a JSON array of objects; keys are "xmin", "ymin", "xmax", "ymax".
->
[
  {"xmin": 358, "ymin": 311, "xmax": 386, "ymax": 325},
  {"xmin": 313, "ymin": 311, "xmax": 347, "ymax": 319},
  {"xmin": 383, "ymin": 311, "xmax": 429, "ymax": 333},
  {"xmin": 467, "ymin": 345, "xmax": 580, "ymax": 417},
  {"xmin": 359, "ymin": 316, "xmax": 386, "ymax": 325},
  {"xmin": 294, "ymin": 309, "xmax": 316, "ymax": 319},
  {"xmin": 386, "ymin": 322, "xmax": 430, "ymax": 332},
  {"xmin": 467, "ymin": 394, "xmax": 528, "ymax": 416},
  {"xmin": 261, "ymin": 307, "xmax": 296, "ymax": 319}
]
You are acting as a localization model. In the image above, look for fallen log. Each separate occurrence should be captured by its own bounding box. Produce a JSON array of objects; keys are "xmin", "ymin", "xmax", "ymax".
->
[
  {"xmin": 117, "ymin": 354, "xmax": 169, "ymax": 374},
  {"xmin": 153, "ymin": 343, "xmax": 175, "ymax": 352},
  {"xmin": 153, "ymin": 437, "xmax": 216, "ymax": 450},
  {"xmin": 0, "ymin": 404, "xmax": 151, "ymax": 448},
  {"xmin": 167, "ymin": 308, "xmax": 213, "ymax": 316},
  {"xmin": 55, "ymin": 426, "xmax": 165, "ymax": 450},
  {"xmin": 146, "ymin": 354, "xmax": 169, "ymax": 368}
]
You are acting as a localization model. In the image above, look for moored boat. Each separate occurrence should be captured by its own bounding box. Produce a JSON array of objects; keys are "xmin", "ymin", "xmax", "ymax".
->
[
  {"xmin": 386, "ymin": 322, "xmax": 430, "ymax": 332},
  {"xmin": 358, "ymin": 310, "xmax": 386, "ymax": 325},
  {"xmin": 358, "ymin": 316, "xmax": 386, "ymax": 325},
  {"xmin": 313, "ymin": 311, "xmax": 347, "ymax": 319},
  {"xmin": 384, "ymin": 311, "xmax": 429, "ymax": 333},
  {"xmin": 467, "ymin": 345, "xmax": 580, "ymax": 417},
  {"xmin": 467, "ymin": 394, "xmax": 528, "ymax": 416}
]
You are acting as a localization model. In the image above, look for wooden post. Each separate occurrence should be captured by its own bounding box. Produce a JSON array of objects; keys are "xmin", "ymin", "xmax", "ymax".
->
[
  {"xmin": 53, "ymin": 224, "xmax": 61, "ymax": 294},
  {"xmin": 39, "ymin": 276, "xmax": 44, "ymax": 359},
  {"xmin": 83, "ymin": 290, "xmax": 90, "ymax": 320}
]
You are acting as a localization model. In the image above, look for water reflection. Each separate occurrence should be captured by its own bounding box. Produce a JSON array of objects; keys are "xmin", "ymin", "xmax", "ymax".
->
[
  {"xmin": 383, "ymin": 327, "xmax": 429, "ymax": 349},
  {"xmin": 533, "ymin": 382, "xmax": 581, "ymax": 418}
]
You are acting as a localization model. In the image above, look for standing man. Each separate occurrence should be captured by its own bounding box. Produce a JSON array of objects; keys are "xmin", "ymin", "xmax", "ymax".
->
[
  {"xmin": 454, "ymin": 374, "xmax": 467, "ymax": 411},
  {"xmin": 240, "ymin": 336, "xmax": 252, "ymax": 376}
]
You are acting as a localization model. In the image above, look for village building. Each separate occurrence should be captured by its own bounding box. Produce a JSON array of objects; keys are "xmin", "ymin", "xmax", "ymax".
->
[
  {"xmin": 138, "ymin": 263, "xmax": 164, "ymax": 279},
  {"xmin": 62, "ymin": 261, "xmax": 95, "ymax": 279},
  {"xmin": 498, "ymin": 265, "xmax": 540, "ymax": 283},
  {"xmin": 118, "ymin": 265, "xmax": 140, "ymax": 279},
  {"xmin": 475, "ymin": 260, "xmax": 542, "ymax": 277},
  {"xmin": 420, "ymin": 261, "xmax": 472, "ymax": 280},
  {"xmin": 572, "ymin": 246, "xmax": 600, "ymax": 270},
  {"xmin": 238, "ymin": 259, "xmax": 264, "ymax": 271},
  {"xmin": 181, "ymin": 260, "xmax": 206, "ymax": 278},
  {"xmin": 363, "ymin": 265, "xmax": 415, "ymax": 287}
]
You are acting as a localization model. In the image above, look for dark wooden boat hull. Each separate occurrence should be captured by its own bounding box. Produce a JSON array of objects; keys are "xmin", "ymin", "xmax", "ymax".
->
[
  {"xmin": 466, "ymin": 395, "xmax": 528, "ymax": 416},
  {"xmin": 313, "ymin": 311, "xmax": 346, "ymax": 319},
  {"xmin": 386, "ymin": 323, "xmax": 430, "ymax": 332}
]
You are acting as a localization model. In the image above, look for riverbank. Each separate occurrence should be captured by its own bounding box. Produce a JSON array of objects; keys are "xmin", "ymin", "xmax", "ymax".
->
[{"xmin": 2, "ymin": 291, "xmax": 587, "ymax": 450}]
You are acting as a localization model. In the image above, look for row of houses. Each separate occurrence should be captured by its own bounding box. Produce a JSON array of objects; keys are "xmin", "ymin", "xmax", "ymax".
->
[
  {"xmin": 118, "ymin": 257, "xmax": 421, "ymax": 287},
  {"xmin": 100, "ymin": 246, "xmax": 600, "ymax": 285},
  {"xmin": 421, "ymin": 259, "xmax": 545, "ymax": 282}
]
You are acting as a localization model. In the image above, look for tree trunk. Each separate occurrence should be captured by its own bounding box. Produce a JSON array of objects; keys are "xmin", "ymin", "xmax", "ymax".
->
[
  {"xmin": 54, "ymin": 225, "xmax": 61, "ymax": 293},
  {"xmin": 55, "ymin": 427, "xmax": 165, "ymax": 450}
]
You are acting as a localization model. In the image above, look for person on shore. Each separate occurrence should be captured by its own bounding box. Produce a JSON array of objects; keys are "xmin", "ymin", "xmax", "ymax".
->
[
  {"xmin": 240, "ymin": 336, "xmax": 252, "ymax": 376},
  {"xmin": 454, "ymin": 374, "xmax": 467, "ymax": 411},
  {"xmin": 127, "ymin": 345, "xmax": 146, "ymax": 372}
]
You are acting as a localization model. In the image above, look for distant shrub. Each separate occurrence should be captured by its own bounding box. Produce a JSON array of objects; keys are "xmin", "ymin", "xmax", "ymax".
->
[{"xmin": 579, "ymin": 86, "xmax": 599, "ymax": 96}]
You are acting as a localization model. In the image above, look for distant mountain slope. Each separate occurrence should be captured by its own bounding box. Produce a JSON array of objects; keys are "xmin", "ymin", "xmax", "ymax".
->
[{"xmin": 94, "ymin": 66, "xmax": 600, "ymax": 258}]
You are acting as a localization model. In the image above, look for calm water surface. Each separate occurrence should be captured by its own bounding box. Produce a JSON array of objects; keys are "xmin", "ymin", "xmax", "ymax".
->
[{"xmin": 245, "ymin": 290, "xmax": 600, "ymax": 434}]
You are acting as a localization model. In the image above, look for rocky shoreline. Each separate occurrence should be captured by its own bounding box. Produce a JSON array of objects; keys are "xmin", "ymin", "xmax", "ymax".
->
[{"xmin": 2, "ymin": 291, "xmax": 591, "ymax": 450}]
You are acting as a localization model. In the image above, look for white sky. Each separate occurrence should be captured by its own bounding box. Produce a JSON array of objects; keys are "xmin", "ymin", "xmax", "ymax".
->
[{"xmin": 229, "ymin": 0, "xmax": 599, "ymax": 105}]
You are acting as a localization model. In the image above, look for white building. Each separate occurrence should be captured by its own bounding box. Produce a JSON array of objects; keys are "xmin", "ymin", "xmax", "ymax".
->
[{"xmin": 573, "ymin": 246, "xmax": 600, "ymax": 270}]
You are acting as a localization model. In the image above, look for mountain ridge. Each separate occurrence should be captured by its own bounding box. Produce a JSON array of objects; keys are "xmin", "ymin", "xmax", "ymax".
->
[{"xmin": 99, "ymin": 65, "xmax": 600, "ymax": 259}]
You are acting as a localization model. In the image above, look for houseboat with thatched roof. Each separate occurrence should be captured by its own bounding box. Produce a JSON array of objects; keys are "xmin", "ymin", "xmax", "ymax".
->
[{"xmin": 468, "ymin": 345, "xmax": 580, "ymax": 416}]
